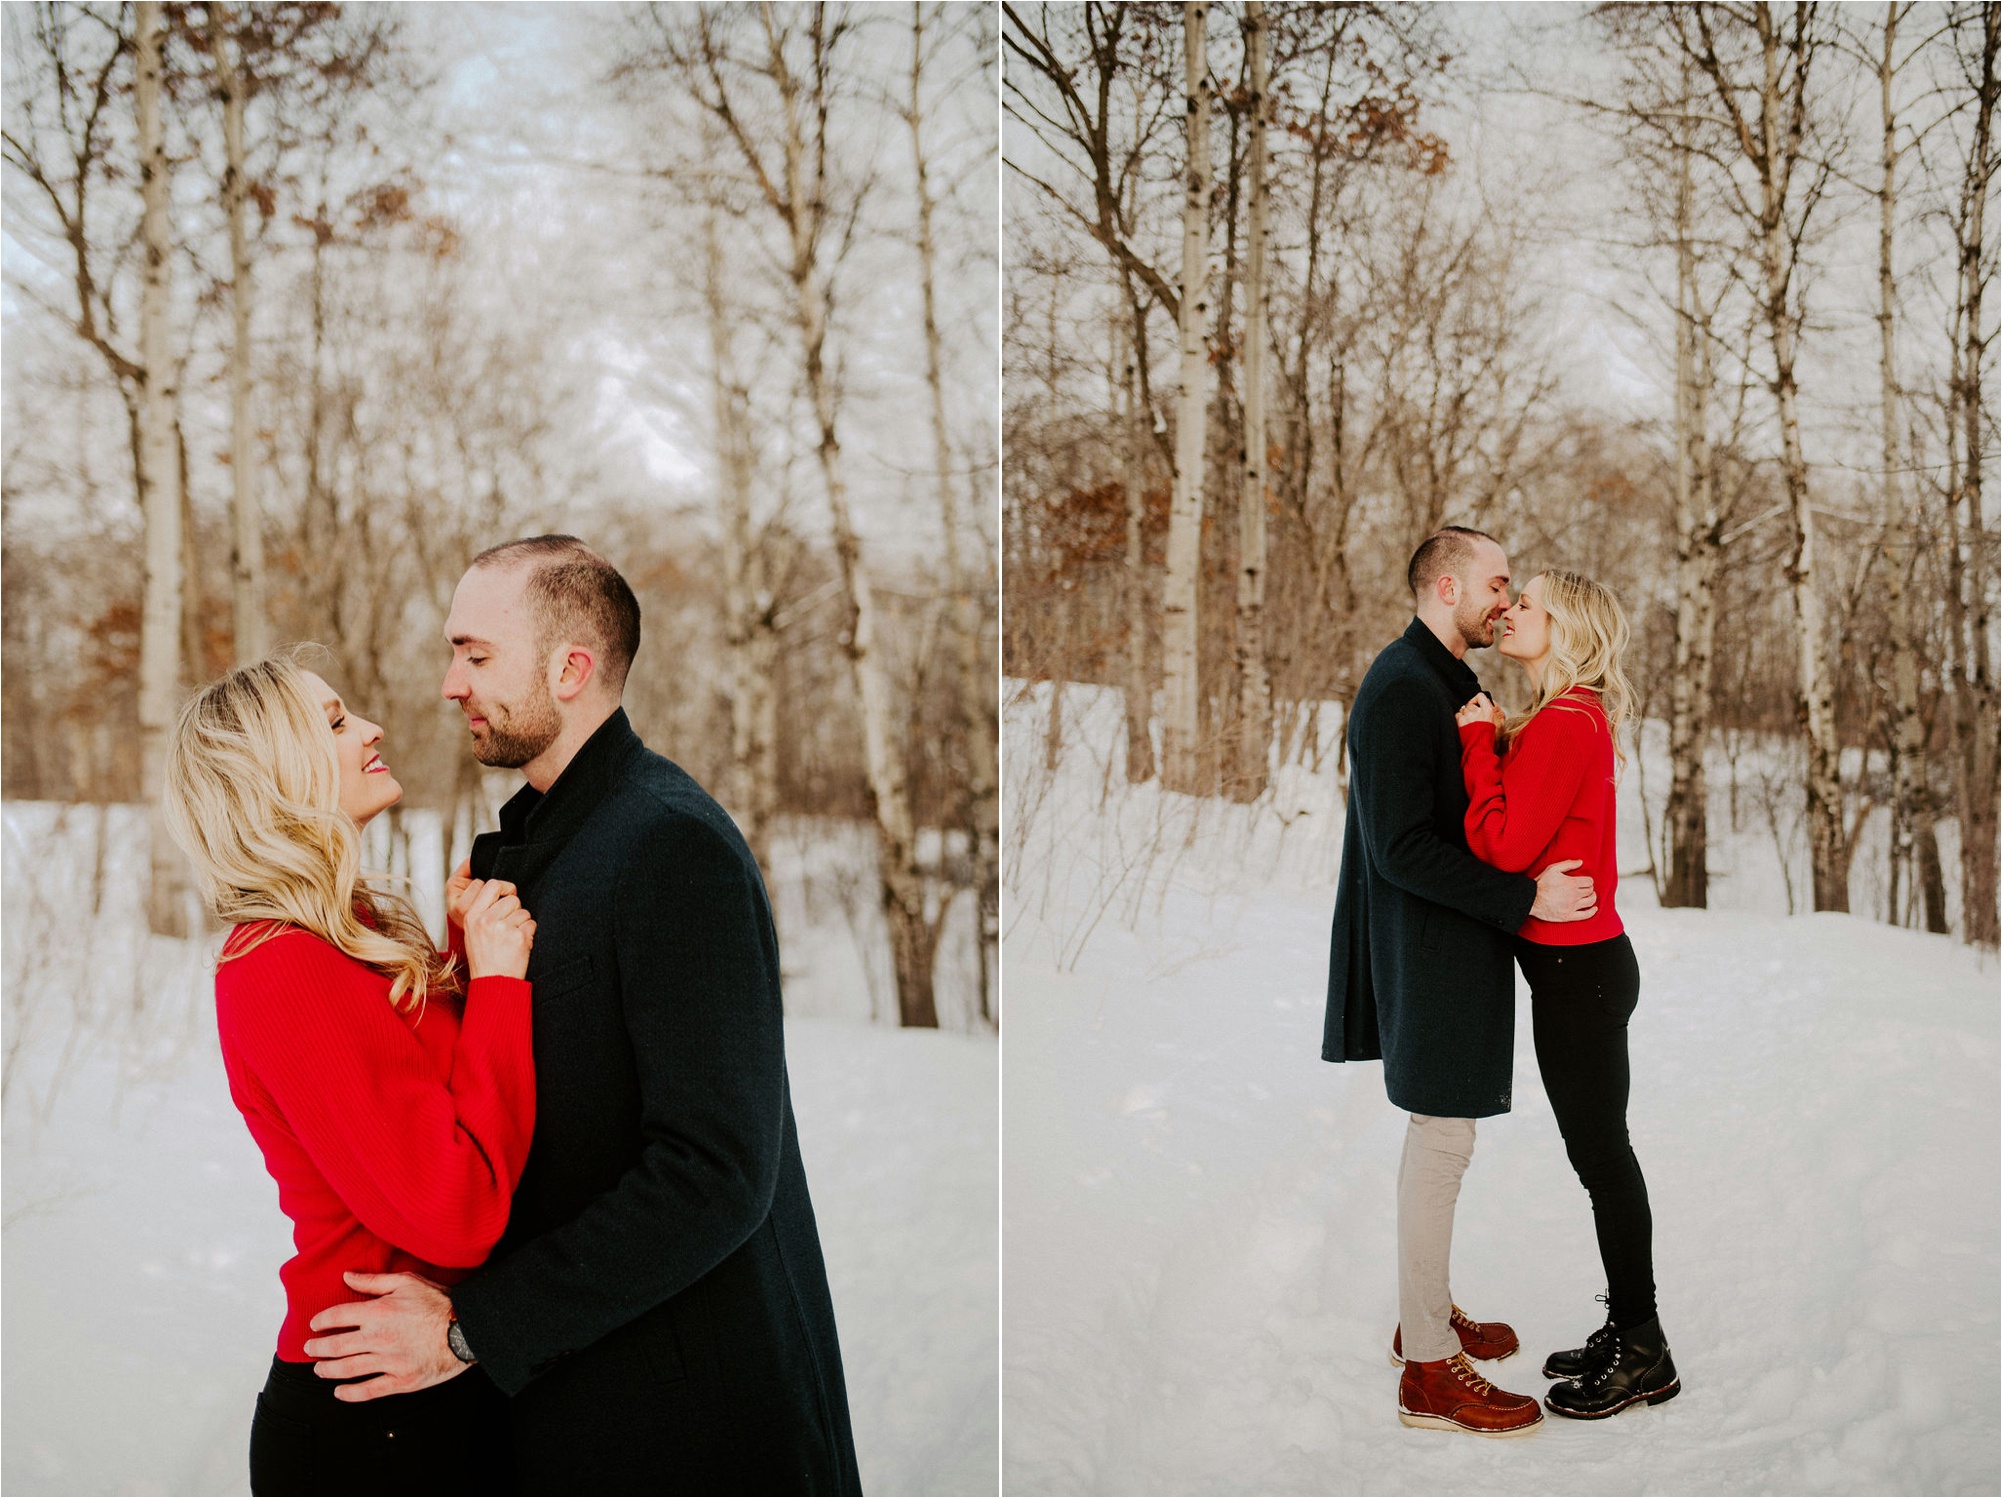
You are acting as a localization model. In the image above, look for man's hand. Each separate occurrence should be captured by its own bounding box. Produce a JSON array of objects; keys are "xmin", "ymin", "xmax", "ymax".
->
[
  {"xmin": 303, "ymin": 1271, "xmax": 468, "ymax": 1402},
  {"xmin": 1530, "ymin": 858, "xmax": 1597, "ymax": 923},
  {"xmin": 446, "ymin": 859, "xmax": 478, "ymax": 931},
  {"xmin": 1455, "ymin": 692, "xmax": 1505, "ymax": 732}
]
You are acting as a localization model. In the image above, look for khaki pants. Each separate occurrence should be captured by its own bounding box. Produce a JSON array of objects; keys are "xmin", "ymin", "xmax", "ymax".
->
[{"xmin": 1397, "ymin": 1112, "xmax": 1476, "ymax": 1363}]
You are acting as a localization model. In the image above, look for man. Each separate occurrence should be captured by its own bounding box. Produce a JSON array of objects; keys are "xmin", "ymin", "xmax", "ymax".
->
[
  {"xmin": 304, "ymin": 536, "xmax": 861, "ymax": 1494},
  {"xmin": 1324, "ymin": 526, "xmax": 1596, "ymax": 1439}
]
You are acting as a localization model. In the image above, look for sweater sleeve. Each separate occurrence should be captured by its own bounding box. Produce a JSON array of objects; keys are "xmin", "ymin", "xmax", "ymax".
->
[
  {"xmin": 1354, "ymin": 676, "xmax": 1537, "ymax": 932},
  {"xmin": 450, "ymin": 812, "xmax": 786, "ymax": 1394},
  {"xmin": 1459, "ymin": 704, "xmax": 1594, "ymax": 872},
  {"xmin": 216, "ymin": 931, "xmax": 535, "ymax": 1268}
]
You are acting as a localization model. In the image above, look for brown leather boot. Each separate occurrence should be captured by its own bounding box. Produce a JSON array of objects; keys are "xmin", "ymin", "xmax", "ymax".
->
[
  {"xmin": 1397, "ymin": 1352, "xmax": 1544, "ymax": 1437},
  {"xmin": 1390, "ymin": 1304, "xmax": 1521, "ymax": 1365}
]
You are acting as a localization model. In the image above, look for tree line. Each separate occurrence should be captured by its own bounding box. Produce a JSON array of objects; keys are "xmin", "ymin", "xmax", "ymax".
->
[
  {"xmin": 3, "ymin": 1, "xmax": 999, "ymax": 1026},
  {"xmin": 1002, "ymin": 0, "xmax": 1998, "ymax": 945}
]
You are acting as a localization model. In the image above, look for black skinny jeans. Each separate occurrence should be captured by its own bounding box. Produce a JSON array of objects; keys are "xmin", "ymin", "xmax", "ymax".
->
[
  {"xmin": 1513, "ymin": 931, "xmax": 1658, "ymax": 1332},
  {"xmin": 249, "ymin": 1356, "xmax": 512, "ymax": 1496}
]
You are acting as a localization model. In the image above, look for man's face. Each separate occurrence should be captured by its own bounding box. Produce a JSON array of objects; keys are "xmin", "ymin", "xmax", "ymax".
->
[
  {"xmin": 442, "ymin": 565, "xmax": 562, "ymax": 769},
  {"xmin": 1450, "ymin": 539, "xmax": 1513, "ymax": 649}
]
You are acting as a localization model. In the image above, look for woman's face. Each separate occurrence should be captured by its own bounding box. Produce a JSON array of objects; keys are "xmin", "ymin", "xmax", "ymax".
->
[
  {"xmin": 1497, "ymin": 575, "xmax": 1553, "ymax": 667},
  {"xmin": 301, "ymin": 670, "xmax": 402, "ymax": 826}
]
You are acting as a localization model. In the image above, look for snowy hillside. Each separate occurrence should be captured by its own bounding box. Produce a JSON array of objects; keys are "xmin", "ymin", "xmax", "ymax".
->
[
  {"xmin": 1003, "ymin": 683, "xmax": 1999, "ymax": 1497},
  {"xmin": 2, "ymin": 804, "xmax": 998, "ymax": 1497}
]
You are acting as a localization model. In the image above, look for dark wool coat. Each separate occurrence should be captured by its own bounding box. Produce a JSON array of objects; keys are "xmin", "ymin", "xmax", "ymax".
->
[
  {"xmin": 451, "ymin": 710, "xmax": 861, "ymax": 1497},
  {"xmin": 1323, "ymin": 619, "xmax": 1538, "ymax": 1119}
]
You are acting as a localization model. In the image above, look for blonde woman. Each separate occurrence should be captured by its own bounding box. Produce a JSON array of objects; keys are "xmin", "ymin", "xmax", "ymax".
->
[
  {"xmin": 163, "ymin": 654, "xmax": 536, "ymax": 1495},
  {"xmin": 1454, "ymin": 571, "xmax": 1680, "ymax": 1421}
]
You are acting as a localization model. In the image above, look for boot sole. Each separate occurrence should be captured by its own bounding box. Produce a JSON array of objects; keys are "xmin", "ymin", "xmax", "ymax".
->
[
  {"xmin": 1389, "ymin": 1345, "xmax": 1519, "ymax": 1368},
  {"xmin": 1543, "ymin": 1377, "xmax": 1681, "ymax": 1420},
  {"xmin": 1398, "ymin": 1408, "xmax": 1544, "ymax": 1438}
]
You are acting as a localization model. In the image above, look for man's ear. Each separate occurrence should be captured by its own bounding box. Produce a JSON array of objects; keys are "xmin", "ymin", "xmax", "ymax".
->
[
  {"xmin": 552, "ymin": 646, "xmax": 597, "ymax": 703},
  {"xmin": 1435, "ymin": 572, "xmax": 1460, "ymax": 609}
]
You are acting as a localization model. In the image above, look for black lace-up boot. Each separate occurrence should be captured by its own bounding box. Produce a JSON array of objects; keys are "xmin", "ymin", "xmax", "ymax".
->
[
  {"xmin": 1541, "ymin": 1293, "xmax": 1618, "ymax": 1379},
  {"xmin": 1544, "ymin": 1315, "xmax": 1680, "ymax": 1419}
]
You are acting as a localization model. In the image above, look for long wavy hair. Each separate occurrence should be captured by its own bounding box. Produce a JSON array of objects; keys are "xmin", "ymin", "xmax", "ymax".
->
[
  {"xmin": 162, "ymin": 651, "xmax": 453, "ymax": 1013},
  {"xmin": 1498, "ymin": 569, "xmax": 1635, "ymax": 776}
]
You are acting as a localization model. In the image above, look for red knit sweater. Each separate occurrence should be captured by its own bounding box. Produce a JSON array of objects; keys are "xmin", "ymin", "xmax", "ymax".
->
[
  {"xmin": 214, "ymin": 922, "xmax": 534, "ymax": 1362},
  {"xmin": 1458, "ymin": 687, "xmax": 1624, "ymax": 946}
]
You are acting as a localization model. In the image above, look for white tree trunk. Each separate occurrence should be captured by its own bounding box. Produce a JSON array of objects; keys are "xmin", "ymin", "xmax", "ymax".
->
[
  {"xmin": 770, "ymin": 18, "xmax": 938, "ymax": 1025},
  {"xmin": 1116, "ymin": 288, "xmax": 1156, "ymax": 784},
  {"xmin": 1230, "ymin": 0, "xmax": 1271, "ymax": 803},
  {"xmin": 1161, "ymin": 0, "xmax": 1211, "ymax": 794},
  {"xmin": 1875, "ymin": 2, "xmax": 1930, "ymax": 927},
  {"xmin": 1951, "ymin": 0, "xmax": 1999, "ymax": 945},
  {"xmin": 212, "ymin": 2, "xmax": 264, "ymax": 665},
  {"xmin": 137, "ymin": 0, "xmax": 188, "ymax": 936},
  {"xmin": 1750, "ymin": 5, "xmax": 1848, "ymax": 912},
  {"xmin": 704, "ymin": 206, "xmax": 778, "ymax": 876},
  {"xmin": 1663, "ymin": 96, "xmax": 1719, "ymax": 909},
  {"xmin": 909, "ymin": 1, "xmax": 996, "ymax": 1010}
]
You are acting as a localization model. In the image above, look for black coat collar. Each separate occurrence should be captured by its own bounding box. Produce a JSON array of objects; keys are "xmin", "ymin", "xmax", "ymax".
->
[
  {"xmin": 470, "ymin": 708, "xmax": 642, "ymax": 890},
  {"xmin": 1402, "ymin": 615, "xmax": 1481, "ymax": 701}
]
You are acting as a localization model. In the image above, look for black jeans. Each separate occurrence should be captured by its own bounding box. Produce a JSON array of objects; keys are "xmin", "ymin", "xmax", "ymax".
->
[
  {"xmin": 1514, "ymin": 932, "xmax": 1658, "ymax": 1332},
  {"xmin": 249, "ymin": 1356, "xmax": 513, "ymax": 1496}
]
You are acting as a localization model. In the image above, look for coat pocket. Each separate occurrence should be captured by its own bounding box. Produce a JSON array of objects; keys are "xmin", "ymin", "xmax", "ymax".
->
[
  {"xmin": 530, "ymin": 953, "xmax": 594, "ymax": 996},
  {"xmin": 1419, "ymin": 906, "xmax": 1445, "ymax": 953}
]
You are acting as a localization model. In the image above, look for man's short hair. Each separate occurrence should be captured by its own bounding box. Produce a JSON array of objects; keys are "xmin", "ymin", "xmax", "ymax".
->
[
  {"xmin": 471, "ymin": 535, "xmax": 642, "ymax": 694},
  {"xmin": 1407, "ymin": 526, "xmax": 1499, "ymax": 599}
]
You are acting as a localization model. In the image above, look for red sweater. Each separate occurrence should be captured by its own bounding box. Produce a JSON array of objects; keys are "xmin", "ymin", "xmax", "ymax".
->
[
  {"xmin": 214, "ymin": 923, "xmax": 534, "ymax": 1362},
  {"xmin": 1458, "ymin": 687, "xmax": 1624, "ymax": 946}
]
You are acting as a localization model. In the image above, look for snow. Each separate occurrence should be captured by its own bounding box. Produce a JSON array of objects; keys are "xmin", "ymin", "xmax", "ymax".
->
[
  {"xmin": 1004, "ymin": 682, "xmax": 2000, "ymax": 1497},
  {"xmin": 2, "ymin": 803, "xmax": 998, "ymax": 1497}
]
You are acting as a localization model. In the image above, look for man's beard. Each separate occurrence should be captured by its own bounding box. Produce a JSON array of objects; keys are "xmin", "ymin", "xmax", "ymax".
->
[
  {"xmin": 1454, "ymin": 593, "xmax": 1499, "ymax": 649},
  {"xmin": 468, "ymin": 678, "xmax": 563, "ymax": 768}
]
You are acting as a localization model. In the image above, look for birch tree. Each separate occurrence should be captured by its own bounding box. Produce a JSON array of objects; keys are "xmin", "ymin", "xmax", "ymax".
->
[
  {"xmin": 1860, "ymin": 1, "xmax": 1943, "ymax": 929},
  {"xmin": 135, "ymin": 0, "xmax": 189, "ymax": 935},
  {"xmin": 652, "ymin": 3, "xmax": 943, "ymax": 1026},
  {"xmin": 1229, "ymin": 0, "xmax": 1270, "ymax": 801},
  {"xmin": 703, "ymin": 201, "xmax": 782, "ymax": 875},
  {"xmin": 1114, "ymin": 280, "xmax": 1156, "ymax": 782},
  {"xmin": 1161, "ymin": 0, "xmax": 1212, "ymax": 795},
  {"xmin": 205, "ymin": 0, "xmax": 263, "ymax": 663},
  {"xmin": 1942, "ymin": 0, "xmax": 1999, "ymax": 944},
  {"xmin": 1678, "ymin": 1, "xmax": 1850, "ymax": 912},
  {"xmin": 906, "ymin": 0, "xmax": 998, "ymax": 1008},
  {"xmin": 1, "ymin": 4, "xmax": 185, "ymax": 920}
]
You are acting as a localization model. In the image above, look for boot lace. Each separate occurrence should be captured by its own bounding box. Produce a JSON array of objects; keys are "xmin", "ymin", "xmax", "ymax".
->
[{"xmin": 1448, "ymin": 1353, "xmax": 1496, "ymax": 1396}]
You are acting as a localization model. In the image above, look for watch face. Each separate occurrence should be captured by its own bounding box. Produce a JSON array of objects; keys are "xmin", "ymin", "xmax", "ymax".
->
[{"xmin": 448, "ymin": 1321, "xmax": 476, "ymax": 1364}]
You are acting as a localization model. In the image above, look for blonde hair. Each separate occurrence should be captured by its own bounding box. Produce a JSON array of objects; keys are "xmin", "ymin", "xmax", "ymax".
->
[
  {"xmin": 1499, "ymin": 570, "xmax": 1635, "ymax": 776},
  {"xmin": 162, "ymin": 651, "xmax": 453, "ymax": 1013}
]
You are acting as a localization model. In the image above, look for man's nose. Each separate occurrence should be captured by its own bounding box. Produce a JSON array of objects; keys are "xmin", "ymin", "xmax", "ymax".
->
[{"xmin": 442, "ymin": 666, "xmax": 466, "ymax": 700}]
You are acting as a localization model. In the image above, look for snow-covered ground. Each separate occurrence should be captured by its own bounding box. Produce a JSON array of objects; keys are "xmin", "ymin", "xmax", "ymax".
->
[
  {"xmin": 2, "ymin": 803, "xmax": 998, "ymax": 1497},
  {"xmin": 1003, "ymin": 683, "xmax": 2000, "ymax": 1497}
]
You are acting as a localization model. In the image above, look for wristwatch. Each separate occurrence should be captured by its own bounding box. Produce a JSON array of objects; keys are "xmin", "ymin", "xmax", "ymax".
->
[{"xmin": 447, "ymin": 1308, "xmax": 477, "ymax": 1365}]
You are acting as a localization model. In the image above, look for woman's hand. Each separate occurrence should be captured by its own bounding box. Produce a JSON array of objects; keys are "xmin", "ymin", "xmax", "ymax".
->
[
  {"xmin": 1456, "ymin": 692, "xmax": 1504, "ymax": 731},
  {"xmin": 462, "ymin": 878, "xmax": 535, "ymax": 981},
  {"xmin": 445, "ymin": 859, "xmax": 476, "ymax": 930}
]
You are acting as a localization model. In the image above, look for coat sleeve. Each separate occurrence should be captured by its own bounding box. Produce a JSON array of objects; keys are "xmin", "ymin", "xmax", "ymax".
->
[
  {"xmin": 448, "ymin": 811, "xmax": 788, "ymax": 1395},
  {"xmin": 217, "ymin": 933, "xmax": 535, "ymax": 1268},
  {"xmin": 1353, "ymin": 677, "xmax": 1535, "ymax": 932},
  {"xmin": 1459, "ymin": 708, "xmax": 1593, "ymax": 872}
]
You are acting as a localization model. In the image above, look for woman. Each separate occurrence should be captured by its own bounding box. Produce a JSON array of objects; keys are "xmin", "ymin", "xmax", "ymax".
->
[
  {"xmin": 1452, "ymin": 570, "xmax": 1681, "ymax": 1420},
  {"xmin": 162, "ymin": 653, "xmax": 537, "ymax": 1494}
]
